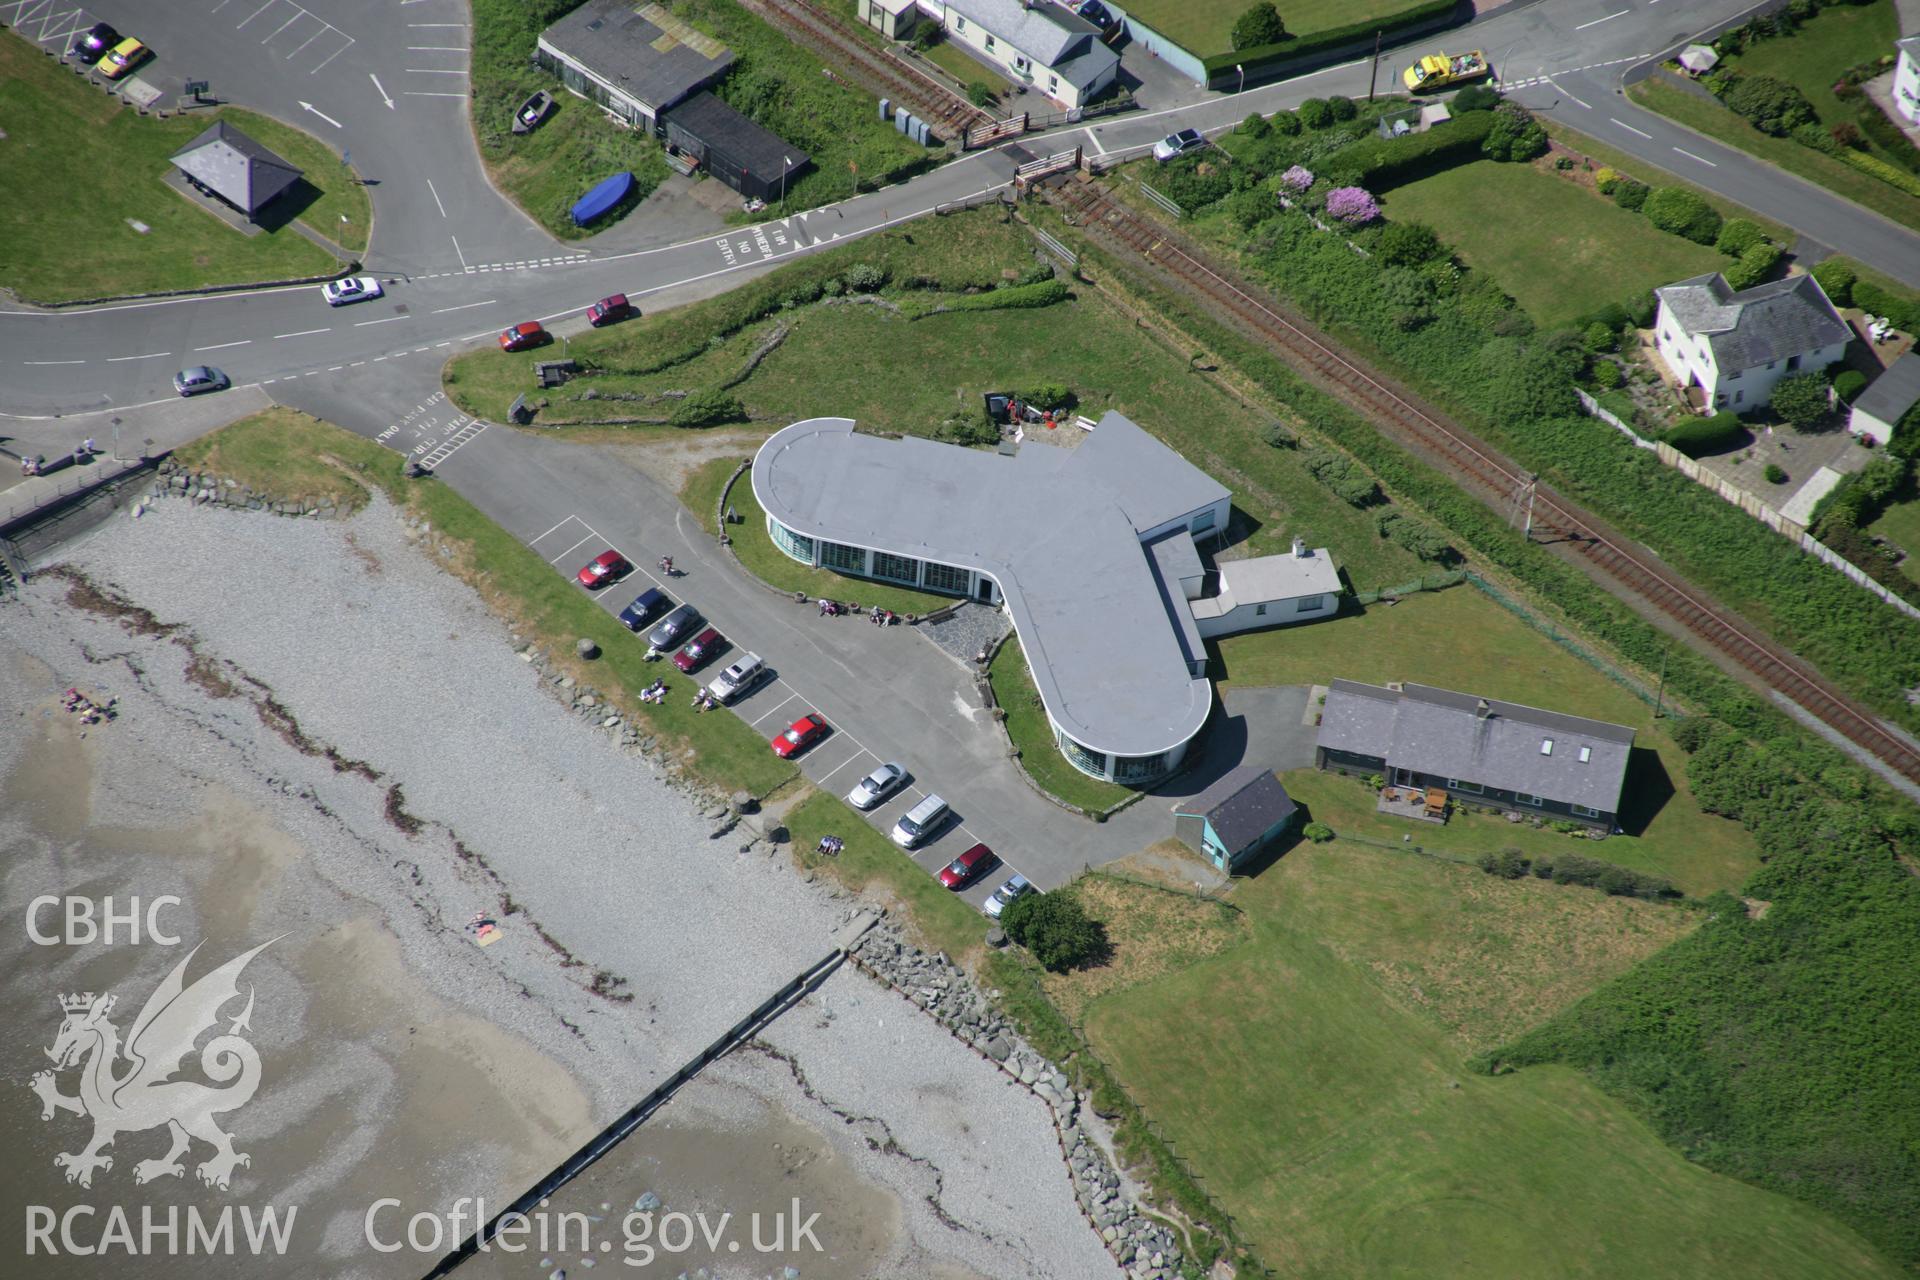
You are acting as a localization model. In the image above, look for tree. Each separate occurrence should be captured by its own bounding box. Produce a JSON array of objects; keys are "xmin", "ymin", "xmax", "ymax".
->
[
  {"xmin": 1376, "ymin": 221, "xmax": 1441, "ymax": 267},
  {"xmin": 1811, "ymin": 257, "xmax": 1857, "ymax": 306},
  {"xmin": 966, "ymin": 81, "xmax": 994, "ymax": 108},
  {"xmin": 1000, "ymin": 892, "xmax": 1108, "ymax": 972},
  {"xmin": 1299, "ymin": 97, "xmax": 1334, "ymax": 129},
  {"xmin": 1328, "ymin": 94, "xmax": 1358, "ymax": 122},
  {"xmin": 1325, "ymin": 185, "xmax": 1380, "ymax": 224},
  {"xmin": 1230, "ymin": 1, "xmax": 1288, "ymax": 49},
  {"xmin": 1715, "ymin": 218, "xmax": 1767, "ymax": 256},
  {"xmin": 1240, "ymin": 111, "xmax": 1271, "ymax": 137},
  {"xmin": 1770, "ymin": 372, "xmax": 1832, "ymax": 429},
  {"xmin": 1723, "ymin": 73, "xmax": 1817, "ymax": 136},
  {"xmin": 1642, "ymin": 187, "xmax": 1723, "ymax": 244},
  {"xmin": 1481, "ymin": 102, "xmax": 1547, "ymax": 161}
]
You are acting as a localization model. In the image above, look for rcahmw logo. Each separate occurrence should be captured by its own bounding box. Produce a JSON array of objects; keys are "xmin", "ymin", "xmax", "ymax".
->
[{"xmin": 24, "ymin": 938, "xmax": 297, "ymax": 1257}]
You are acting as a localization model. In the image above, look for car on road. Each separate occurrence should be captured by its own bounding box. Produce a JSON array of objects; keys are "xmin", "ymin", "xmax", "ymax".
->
[
  {"xmin": 321, "ymin": 277, "xmax": 383, "ymax": 307},
  {"xmin": 1152, "ymin": 128, "xmax": 1206, "ymax": 163},
  {"xmin": 671, "ymin": 627, "xmax": 723, "ymax": 673},
  {"xmin": 772, "ymin": 714, "xmax": 828, "ymax": 759},
  {"xmin": 708, "ymin": 653, "xmax": 766, "ymax": 704},
  {"xmin": 576, "ymin": 549, "xmax": 631, "ymax": 589},
  {"xmin": 587, "ymin": 294, "xmax": 634, "ymax": 327},
  {"xmin": 890, "ymin": 794, "xmax": 948, "ymax": 848},
  {"xmin": 172, "ymin": 366, "xmax": 229, "ymax": 397},
  {"xmin": 647, "ymin": 603, "xmax": 701, "ymax": 650},
  {"xmin": 499, "ymin": 321, "xmax": 548, "ymax": 352},
  {"xmin": 939, "ymin": 843, "xmax": 998, "ymax": 890},
  {"xmin": 618, "ymin": 587, "xmax": 670, "ymax": 631},
  {"xmin": 98, "ymin": 37, "xmax": 148, "ymax": 80},
  {"xmin": 846, "ymin": 762, "xmax": 907, "ymax": 811},
  {"xmin": 983, "ymin": 874, "xmax": 1032, "ymax": 918},
  {"xmin": 70, "ymin": 23, "xmax": 119, "ymax": 63}
]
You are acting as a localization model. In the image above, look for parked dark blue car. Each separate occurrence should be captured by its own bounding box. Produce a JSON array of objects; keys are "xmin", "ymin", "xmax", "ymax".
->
[{"xmin": 619, "ymin": 587, "xmax": 670, "ymax": 632}]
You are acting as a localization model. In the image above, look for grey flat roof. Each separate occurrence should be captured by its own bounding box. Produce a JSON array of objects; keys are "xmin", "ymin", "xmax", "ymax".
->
[
  {"xmin": 539, "ymin": 0, "xmax": 732, "ymax": 113},
  {"xmin": 169, "ymin": 121, "xmax": 301, "ymax": 214},
  {"xmin": 1854, "ymin": 351, "xmax": 1920, "ymax": 425},
  {"xmin": 1174, "ymin": 765, "xmax": 1295, "ymax": 851},
  {"xmin": 1190, "ymin": 547, "xmax": 1340, "ymax": 618},
  {"xmin": 753, "ymin": 415, "xmax": 1228, "ymax": 758}
]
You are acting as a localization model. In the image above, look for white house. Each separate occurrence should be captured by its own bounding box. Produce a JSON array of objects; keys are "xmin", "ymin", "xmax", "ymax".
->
[
  {"xmin": 1188, "ymin": 540, "xmax": 1342, "ymax": 639},
  {"xmin": 1894, "ymin": 34, "xmax": 1920, "ymax": 125},
  {"xmin": 1850, "ymin": 351, "xmax": 1920, "ymax": 444},
  {"xmin": 857, "ymin": 0, "xmax": 1119, "ymax": 108},
  {"xmin": 1653, "ymin": 273, "xmax": 1852, "ymax": 413}
]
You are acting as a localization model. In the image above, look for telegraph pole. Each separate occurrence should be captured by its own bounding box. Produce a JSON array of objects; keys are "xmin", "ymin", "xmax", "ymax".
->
[{"xmin": 1368, "ymin": 31, "xmax": 1382, "ymax": 102}]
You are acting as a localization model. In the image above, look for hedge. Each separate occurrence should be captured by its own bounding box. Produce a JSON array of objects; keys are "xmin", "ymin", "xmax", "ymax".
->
[
  {"xmin": 1837, "ymin": 148, "xmax": 1920, "ymax": 197},
  {"xmin": 1853, "ymin": 100, "xmax": 1920, "ymax": 175},
  {"xmin": 1663, "ymin": 411, "xmax": 1743, "ymax": 458},
  {"xmin": 904, "ymin": 279, "xmax": 1070, "ymax": 318},
  {"xmin": 1202, "ymin": 0, "xmax": 1454, "ymax": 78},
  {"xmin": 1323, "ymin": 110, "xmax": 1498, "ymax": 190}
]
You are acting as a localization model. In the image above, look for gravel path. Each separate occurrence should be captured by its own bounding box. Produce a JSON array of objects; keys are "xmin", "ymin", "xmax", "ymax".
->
[{"xmin": 0, "ymin": 494, "xmax": 1116, "ymax": 1279}]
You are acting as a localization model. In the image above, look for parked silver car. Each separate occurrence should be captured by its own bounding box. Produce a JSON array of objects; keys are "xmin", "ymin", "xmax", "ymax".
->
[
  {"xmin": 172, "ymin": 366, "xmax": 229, "ymax": 397},
  {"xmin": 647, "ymin": 603, "xmax": 701, "ymax": 650},
  {"xmin": 983, "ymin": 874, "xmax": 1032, "ymax": 919},
  {"xmin": 847, "ymin": 762, "xmax": 907, "ymax": 811},
  {"xmin": 707, "ymin": 652, "xmax": 766, "ymax": 704}
]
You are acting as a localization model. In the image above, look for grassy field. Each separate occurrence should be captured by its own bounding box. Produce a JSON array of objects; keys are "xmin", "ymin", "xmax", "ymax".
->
[
  {"xmin": 1627, "ymin": 77, "xmax": 1920, "ymax": 235},
  {"xmin": 0, "ymin": 33, "xmax": 367, "ymax": 301},
  {"xmin": 1116, "ymin": 0, "xmax": 1418, "ymax": 60},
  {"xmin": 786, "ymin": 790, "xmax": 987, "ymax": 958},
  {"xmin": 987, "ymin": 642, "xmax": 1135, "ymax": 812},
  {"xmin": 1081, "ymin": 839, "xmax": 1902, "ymax": 1279},
  {"xmin": 1380, "ymin": 159, "xmax": 1726, "ymax": 329},
  {"xmin": 1214, "ymin": 585, "xmax": 1762, "ymax": 894}
]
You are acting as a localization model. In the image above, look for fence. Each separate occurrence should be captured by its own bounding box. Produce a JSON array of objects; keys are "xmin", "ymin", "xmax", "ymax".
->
[
  {"xmin": 1351, "ymin": 568, "xmax": 1466, "ymax": 606},
  {"xmin": 1, "ymin": 457, "xmax": 151, "ymax": 526},
  {"xmin": 1095, "ymin": 0, "xmax": 1209, "ymax": 83},
  {"xmin": 1013, "ymin": 146, "xmax": 1082, "ymax": 190},
  {"xmin": 1465, "ymin": 571, "xmax": 1667, "ymax": 711},
  {"xmin": 1138, "ymin": 181, "xmax": 1184, "ymax": 220},
  {"xmin": 1574, "ymin": 389, "xmax": 1920, "ymax": 622},
  {"xmin": 965, "ymin": 112, "xmax": 1028, "ymax": 150},
  {"xmin": 1031, "ymin": 227, "xmax": 1079, "ymax": 269}
]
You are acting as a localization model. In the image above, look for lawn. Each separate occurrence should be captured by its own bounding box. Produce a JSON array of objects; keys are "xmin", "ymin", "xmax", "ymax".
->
[
  {"xmin": 1627, "ymin": 77, "xmax": 1920, "ymax": 236},
  {"xmin": 1380, "ymin": 158, "xmax": 1727, "ymax": 330},
  {"xmin": 987, "ymin": 642, "xmax": 1135, "ymax": 813},
  {"xmin": 919, "ymin": 35, "xmax": 1009, "ymax": 97},
  {"xmin": 1214, "ymin": 584, "xmax": 1763, "ymax": 894},
  {"xmin": 1864, "ymin": 490, "xmax": 1920, "ymax": 584},
  {"xmin": 786, "ymin": 790, "xmax": 987, "ymax": 958},
  {"xmin": 0, "ymin": 32, "xmax": 366, "ymax": 302},
  {"xmin": 1082, "ymin": 840, "xmax": 1902, "ymax": 1279},
  {"xmin": 1116, "ymin": 0, "xmax": 1419, "ymax": 60}
]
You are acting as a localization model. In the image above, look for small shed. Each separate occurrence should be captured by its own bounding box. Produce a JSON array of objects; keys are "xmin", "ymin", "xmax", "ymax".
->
[
  {"xmin": 168, "ymin": 121, "xmax": 303, "ymax": 220},
  {"xmin": 1678, "ymin": 44, "xmax": 1720, "ymax": 75},
  {"xmin": 857, "ymin": 0, "xmax": 920, "ymax": 39},
  {"xmin": 1851, "ymin": 351, "xmax": 1920, "ymax": 444},
  {"xmin": 661, "ymin": 91, "xmax": 811, "ymax": 202},
  {"xmin": 1173, "ymin": 766, "xmax": 1298, "ymax": 871}
]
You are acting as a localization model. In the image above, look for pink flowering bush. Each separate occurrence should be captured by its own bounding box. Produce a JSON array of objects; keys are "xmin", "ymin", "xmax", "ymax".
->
[
  {"xmin": 1326, "ymin": 185, "xmax": 1380, "ymax": 224},
  {"xmin": 1280, "ymin": 165, "xmax": 1314, "ymax": 192}
]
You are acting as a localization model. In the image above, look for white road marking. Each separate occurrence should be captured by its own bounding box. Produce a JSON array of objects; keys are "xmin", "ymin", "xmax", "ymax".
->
[
  {"xmin": 407, "ymin": 45, "xmax": 464, "ymax": 51},
  {"xmin": 404, "ymin": 91, "xmax": 468, "ymax": 98},
  {"xmin": 235, "ymin": 0, "xmax": 277, "ymax": 29},
  {"xmin": 432, "ymin": 300, "xmax": 495, "ymax": 315},
  {"xmin": 1610, "ymin": 117, "xmax": 1653, "ymax": 139},
  {"xmin": 406, "ymin": 67, "xmax": 465, "ymax": 74},
  {"xmin": 298, "ymin": 100, "xmax": 342, "ymax": 128},
  {"xmin": 274, "ymin": 327, "xmax": 331, "ymax": 339},
  {"xmin": 1672, "ymin": 146, "xmax": 1717, "ymax": 167},
  {"xmin": 263, "ymin": 12, "xmax": 302, "ymax": 40},
  {"xmin": 1575, "ymin": 9, "xmax": 1627, "ymax": 29},
  {"xmin": 354, "ymin": 314, "xmax": 407, "ymax": 326},
  {"xmin": 106, "ymin": 351, "xmax": 169, "ymax": 362},
  {"xmin": 1545, "ymin": 77, "xmax": 1590, "ymax": 109},
  {"xmin": 814, "ymin": 746, "xmax": 872, "ymax": 788},
  {"xmin": 311, "ymin": 43, "xmax": 349, "ymax": 73},
  {"xmin": 194, "ymin": 339, "xmax": 253, "ymax": 351},
  {"xmin": 370, "ymin": 72, "xmax": 394, "ymax": 108},
  {"xmin": 751, "ymin": 692, "xmax": 801, "ymax": 727},
  {"xmin": 24, "ymin": 359, "xmax": 86, "ymax": 365}
]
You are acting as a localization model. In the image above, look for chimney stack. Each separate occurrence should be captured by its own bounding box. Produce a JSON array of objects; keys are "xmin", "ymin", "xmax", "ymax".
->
[{"xmin": 1474, "ymin": 698, "xmax": 1491, "ymax": 719}]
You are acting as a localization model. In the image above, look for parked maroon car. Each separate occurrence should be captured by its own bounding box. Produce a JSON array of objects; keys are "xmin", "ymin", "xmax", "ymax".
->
[
  {"xmin": 938, "ymin": 843, "xmax": 998, "ymax": 890},
  {"xmin": 587, "ymin": 293, "xmax": 635, "ymax": 327},
  {"xmin": 672, "ymin": 627, "xmax": 723, "ymax": 673}
]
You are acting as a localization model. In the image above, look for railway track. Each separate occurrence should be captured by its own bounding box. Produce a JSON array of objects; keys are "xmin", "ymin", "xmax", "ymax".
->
[
  {"xmin": 1046, "ymin": 174, "xmax": 1920, "ymax": 785},
  {"xmin": 741, "ymin": 0, "xmax": 993, "ymax": 143}
]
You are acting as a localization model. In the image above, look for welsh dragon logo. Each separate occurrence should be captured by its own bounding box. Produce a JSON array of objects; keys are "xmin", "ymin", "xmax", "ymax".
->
[{"xmin": 30, "ymin": 940, "xmax": 275, "ymax": 1191}]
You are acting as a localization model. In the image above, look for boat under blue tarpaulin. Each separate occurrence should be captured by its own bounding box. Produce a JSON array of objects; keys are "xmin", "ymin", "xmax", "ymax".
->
[{"xmin": 570, "ymin": 172, "xmax": 634, "ymax": 227}]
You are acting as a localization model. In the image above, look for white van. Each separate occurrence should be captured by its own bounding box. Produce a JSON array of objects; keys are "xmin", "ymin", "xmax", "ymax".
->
[
  {"xmin": 891, "ymin": 794, "xmax": 949, "ymax": 848},
  {"xmin": 708, "ymin": 653, "xmax": 766, "ymax": 704}
]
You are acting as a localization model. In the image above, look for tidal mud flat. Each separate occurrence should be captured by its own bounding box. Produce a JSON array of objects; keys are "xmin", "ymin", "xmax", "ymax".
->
[{"xmin": 0, "ymin": 492, "xmax": 1117, "ymax": 1279}]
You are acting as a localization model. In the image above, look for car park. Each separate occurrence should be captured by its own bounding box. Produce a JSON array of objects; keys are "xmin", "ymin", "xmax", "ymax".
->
[
  {"xmin": 70, "ymin": 23, "xmax": 119, "ymax": 63},
  {"xmin": 647, "ymin": 603, "xmax": 701, "ymax": 650},
  {"xmin": 172, "ymin": 366, "xmax": 229, "ymax": 397},
  {"xmin": 772, "ymin": 714, "xmax": 828, "ymax": 759},
  {"xmin": 1152, "ymin": 128, "xmax": 1206, "ymax": 163},
  {"xmin": 983, "ymin": 874, "xmax": 1032, "ymax": 918},
  {"xmin": 321, "ymin": 277, "xmax": 383, "ymax": 307},
  {"xmin": 498, "ymin": 322, "xmax": 547, "ymax": 352},
  {"xmin": 939, "ymin": 843, "xmax": 998, "ymax": 890},
  {"xmin": 587, "ymin": 294, "xmax": 634, "ymax": 327},
  {"xmin": 98, "ymin": 37, "xmax": 148, "ymax": 80},
  {"xmin": 708, "ymin": 653, "xmax": 766, "ymax": 704},
  {"xmin": 618, "ymin": 587, "xmax": 669, "ymax": 632},
  {"xmin": 846, "ymin": 762, "xmax": 907, "ymax": 811},
  {"xmin": 890, "ymin": 794, "xmax": 949, "ymax": 848},
  {"xmin": 576, "ymin": 550, "xmax": 631, "ymax": 589},
  {"xmin": 671, "ymin": 628, "xmax": 723, "ymax": 673}
]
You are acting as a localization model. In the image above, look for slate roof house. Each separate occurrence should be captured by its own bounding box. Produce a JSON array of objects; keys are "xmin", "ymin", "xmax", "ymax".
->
[
  {"xmin": 1894, "ymin": 33, "xmax": 1919, "ymax": 125},
  {"xmin": 1315, "ymin": 680, "xmax": 1636, "ymax": 831},
  {"xmin": 1653, "ymin": 273, "xmax": 1851, "ymax": 413},
  {"xmin": 537, "ymin": 0, "xmax": 734, "ymax": 130},
  {"xmin": 1173, "ymin": 766, "xmax": 1298, "ymax": 871},
  {"xmin": 168, "ymin": 122, "xmax": 303, "ymax": 220},
  {"xmin": 856, "ymin": 0, "xmax": 1119, "ymax": 107},
  {"xmin": 1850, "ymin": 350, "xmax": 1920, "ymax": 445},
  {"xmin": 661, "ymin": 91, "xmax": 811, "ymax": 202}
]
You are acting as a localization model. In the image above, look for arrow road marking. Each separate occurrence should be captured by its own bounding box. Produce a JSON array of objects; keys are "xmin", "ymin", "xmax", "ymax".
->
[
  {"xmin": 370, "ymin": 72, "xmax": 394, "ymax": 108},
  {"xmin": 298, "ymin": 100, "xmax": 342, "ymax": 128}
]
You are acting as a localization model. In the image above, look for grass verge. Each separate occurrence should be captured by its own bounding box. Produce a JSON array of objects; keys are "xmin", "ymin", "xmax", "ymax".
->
[
  {"xmin": 987, "ymin": 643, "xmax": 1135, "ymax": 813},
  {"xmin": 171, "ymin": 408, "xmax": 377, "ymax": 510},
  {"xmin": 787, "ymin": 790, "xmax": 985, "ymax": 958}
]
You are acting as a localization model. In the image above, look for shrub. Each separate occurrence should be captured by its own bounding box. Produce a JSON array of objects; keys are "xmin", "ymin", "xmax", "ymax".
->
[
  {"xmin": 1771, "ymin": 371, "xmax": 1832, "ymax": 428},
  {"xmin": 1328, "ymin": 95, "xmax": 1358, "ymax": 122},
  {"xmin": 1594, "ymin": 165, "xmax": 1621, "ymax": 193},
  {"xmin": 1018, "ymin": 384, "xmax": 1075, "ymax": 411},
  {"xmin": 1834, "ymin": 369, "xmax": 1868, "ymax": 403},
  {"xmin": 844, "ymin": 262, "xmax": 888, "ymax": 292},
  {"xmin": 1481, "ymin": 101, "xmax": 1548, "ymax": 162},
  {"xmin": 1378, "ymin": 510, "xmax": 1455, "ymax": 561},
  {"xmin": 1271, "ymin": 109, "xmax": 1303, "ymax": 136},
  {"xmin": 1793, "ymin": 122, "xmax": 1843, "ymax": 154},
  {"xmin": 1376, "ymin": 221, "xmax": 1442, "ymax": 267},
  {"xmin": 1715, "ymin": 218, "xmax": 1767, "ymax": 256},
  {"xmin": 1611, "ymin": 179, "xmax": 1650, "ymax": 211},
  {"xmin": 1855, "ymin": 100, "xmax": 1920, "ymax": 174},
  {"xmin": 1626, "ymin": 291, "xmax": 1657, "ymax": 327},
  {"xmin": 1765, "ymin": 463, "xmax": 1788, "ymax": 484},
  {"xmin": 1722, "ymin": 240, "xmax": 1782, "ymax": 291},
  {"xmin": 1230, "ymin": 1, "xmax": 1288, "ymax": 50},
  {"xmin": 1304, "ymin": 447, "xmax": 1382, "ymax": 505},
  {"xmin": 1855, "ymin": 279, "xmax": 1920, "ymax": 332},
  {"xmin": 1723, "ymin": 73, "xmax": 1818, "ymax": 136},
  {"xmin": 910, "ymin": 279, "xmax": 1070, "ymax": 317},
  {"xmin": 966, "ymin": 81, "xmax": 994, "ymax": 108},
  {"xmin": 999, "ymin": 892, "xmax": 1108, "ymax": 972},
  {"xmin": 1279, "ymin": 164, "xmax": 1315, "ymax": 192},
  {"xmin": 1452, "ymin": 84, "xmax": 1500, "ymax": 113},
  {"xmin": 1302, "ymin": 821, "xmax": 1334, "ymax": 843},
  {"xmin": 1299, "ymin": 98, "xmax": 1334, "ymax": 129},
  {"xmin": 1240, "ymin": 111, "xmax": 1271, "ymax": 138},
  {"xmin": 1664, "ymin": 410, "xmax": 1743, "ymax": 457},
  {"xmin": 1262, "ymin": 422, "xmax": 1298, "ymax": 448},
  {"xmin": 1642, "ymin": 187, "xmax": 1723, "ymax": 244},
  {"xmin": 1591, "ymin": 360, "xmax": 1624, "ymax": 390},
  {"xmin": 1478, "ymin": 848, "xmax": 1532, "ymax": 878},
  {"xmin": 1811, "ymin": 258, "xmax": 1857, "ymax": 306},
  {"xmin": 1325, "ymin": 186, "xmax": 1380, "ymax": 224},
  {"xmin": 1583, "ymin": 321, "xmax": 1620, "ymax": 354},
  {"xmin": 1830, "ymin": 120, "xmax": 1865, "ymax": 150},
  {"xmin": 1328, "ymin": 110, "xmax": 1497, "ymax": 188},
  {"xmin": 669, "ymin": 389, "xmax": 745, "ymax": 428}
]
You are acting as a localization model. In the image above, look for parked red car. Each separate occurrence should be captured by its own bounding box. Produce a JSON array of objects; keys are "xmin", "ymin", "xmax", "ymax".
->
[
  {"xmin": 499, "ymin": 321, "xmax": 548, "ymax": 352},
  {"xmin": 771, "ymin": 714, "xmax": 828, "ymax": 758},
  {"xmin": 576, "ymin": 549, "xmax": 631, "ymax": 588},
  {"xmin": 938, "ymin": 843, "xmax": 998, "ymax": 890},
  {"xmin": 672, "ymin": 627, "xmax": 724, "ymax": 673},
  {"xmin": 587, "ymin": 294, "xmax": 634, "ymax": 327}
]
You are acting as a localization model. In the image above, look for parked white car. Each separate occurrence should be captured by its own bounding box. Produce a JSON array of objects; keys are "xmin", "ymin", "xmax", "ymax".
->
[
  {"xmin": 1152, "ymin": 128, "xmax": 1206, "ymax": 163},
  {"xmin": 321, "ymin": 276, "xmax": 383, "ymax": 307},
  {"xmin": 847, "ymin": 762, "xmax": 908, "ymax": 811}
]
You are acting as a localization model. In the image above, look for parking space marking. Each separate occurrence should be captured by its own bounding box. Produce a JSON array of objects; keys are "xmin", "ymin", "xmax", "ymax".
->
[
  {"xmin": 235, "ymin": 0, "xmax": 277, "ymax": 28},
  {"xmin": 749, "ymin": 691, "xmax": 801, "ymax": 727},
  {"xmin": 812, "ymin": 745, "xmax": 873, "ymax": 789},
  {"xmin": 549, "ymin": 533, "xmax": 599, "ymax": 565},
  {"xmin": 0, "ymin": 1, "xmax": 87, "ymax": 47}
]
